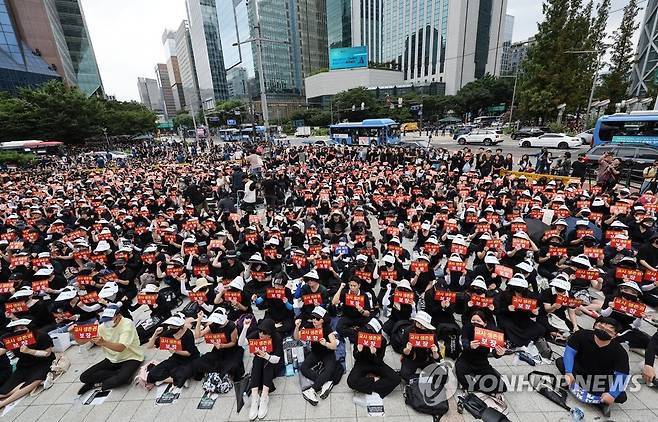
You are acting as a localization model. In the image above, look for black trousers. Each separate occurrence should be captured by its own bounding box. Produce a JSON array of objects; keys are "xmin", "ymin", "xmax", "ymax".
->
[
  {"xmin": 455, "ymin": 358, "xmax": 506, "ymax": 393},
  {"xmin": 616, "ymin": 328, "xmax": 651, "ymax": 350},
  {"xmin": 400, "ymin": 357, "xmax": 431, "ymax": 383},
  {"xmin": 336, "ymin": 316, "xmax": 368, "ymax": 343},
  {"xmin": 146, "ymin": 356, "xmax": 195, "ymax": 388},
  {"xmin": 555, "ymin": 357, "xmax": 627, "ymax": 403},
  {"xmin": 248, "ymin": 356, "xmax": 279, "ymax": 391},
  {"xmin": 300, "ymin": 352, "xmax": 337, "ymax": 391},
  {"xmin": 347, "ymin": 360, "xmax": 400, "ymax": 397},
  {"xmin": 80, "ymin": 358, "xmax": 142, "ymax": 390},
  {"xmin": 191, "ymin": 349, "xmax": 245, "ymax": 381}
]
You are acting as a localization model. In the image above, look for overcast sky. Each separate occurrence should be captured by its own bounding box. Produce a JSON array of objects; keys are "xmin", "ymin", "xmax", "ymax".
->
[{"xmin": 81, "ymin": 0, "xmax": 641, "ymax": 102}]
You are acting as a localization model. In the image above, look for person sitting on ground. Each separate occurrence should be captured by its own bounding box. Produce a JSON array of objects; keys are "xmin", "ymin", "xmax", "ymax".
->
[
  {"xmin": 191, "ymin": 308, "xmax": 243, "ymax": 382},
  {"xmin": 399, "ymin": 311, "xmax": 442, "ymax": 383},
  {"xmin": 78, "ymin": 304, "xmax": 144, "ymax": 395}
]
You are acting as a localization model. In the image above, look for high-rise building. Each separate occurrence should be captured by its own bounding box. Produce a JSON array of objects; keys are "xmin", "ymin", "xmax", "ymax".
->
[
  {"xmin": 631, "ymin": 0, "xmax": 658, "ymax": 97},
  {"xmin": 500, "ymin": 14, "xmax": 514, "ymax": 75},
  {"xmin": 0, "ymin": 0, "xmax": 60, "ymax": 93},
  {"xmin": 296, "ymin": 0, "xmax": 329, "ymax": 79},
  {"xmin": 137, "ymin": 77, "xmax": 164, "ymax": 114},
  {"xmin": 162, "ymin": 29, "xmax": 186, "ymax": 111},
  {"xmin": 8, "ymin": 0, "xmax": 103, "ymax": 96},
  {"xmin": 175, "ymin": 20, "xmax": 201, "ymax": 112},
  {"xmin": 503, "ymin": 36, "xmax": 533, "ymax": 76},
  {"xmin": 186, "ymin": 0, "xmax": 229, "ymax": 109},
  {"xmin": 382, "ymin": 0, "xmax": 507, "ymax": 95},
  {"xmin": 155, "ymin": 63, "xmax": 176, "ymax": 119},
  {"xmin": 326, "ymin": 0, "xmax": 383, "ymax": 63}
]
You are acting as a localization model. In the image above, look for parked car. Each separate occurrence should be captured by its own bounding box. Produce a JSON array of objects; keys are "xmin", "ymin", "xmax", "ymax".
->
[
  {"xmin": 584, "ymin": 143, "xmax": 658, "ymax": 183},
  {"xmin": 452, "ymin": 126, "xmax": 474, "ymax": 140},
  {"xmin": 294, "ymin": 126, "xmax": 311, "ymax": 137},
  {"xmin": 518, "ymin": 133, "xmax": 582, "ymax": 149},
  {"xmin": 577, "ymin": 128, "xmax": 594, "ymax": 145},
  {"xmin": 456, "ymin": 130, "xmax": 503, "ymax": 146},
  {"xmin": 511, "ymin": 127, "xmax": 550, "ymax": 140}
]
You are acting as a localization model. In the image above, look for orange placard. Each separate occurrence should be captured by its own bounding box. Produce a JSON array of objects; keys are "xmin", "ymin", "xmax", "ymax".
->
[
  {"xmin": 410, "ymin": 261, "xmax": 429, "ymax": 273},
  {"xmin": 302, "ymin": 293, "xmax": 322, "ymax": 306},
  {"xmin": 555, "ymin": 294, "xmax": 583, "ymax": 308},
  {"xmin": 10, "ymin": 256, "xmax": 29, "ymax": 268},
  {"xmin": 494, "ymin": 265, "xmax": 513, "ymax": 279},
  {"xmin": 387, "ymin": 244, "xmax": 402, "ymax": 255},
  {"xmin": 451, "ymin": 244, "xmax": 468, "ymax": 255},
  {"xmin": 610, "ymin": 237, "xmax": 631, "ymax": 250},
  {"xmin": 72, "ymin": 251, "xmax": 90, "ymax": 261},
  {"xmin": 512, "ymin": 238, "xmax": 530, "ymax": 250},
  {"xmin": 31, "ymin": 257, "xmax": 51, "ymax": 267},
  {"xmin": 189, "ymin": 291, "xmax": 207, "ymax": 302},
  {"xmin": 615, "ymin": 268, "xmax": 644, "ymax": 283},
  {"xmin": 137, "ymin": 293, "xmax": 158, "ymax": 305},
  {"xmin": 485, "ymin": 239, "xmax": 502, "ymax": 250},
  {"xmin": 583, "ymin": 247, "xmax": 603, "ymax": 259},
  {"xmin": 31, "ymin": 280, "xmax": 49, "ymax": 292},
  {"xmin": 409, "ymin": 332, "xmax": 435, "ymax": 348},
  {"xmin": 291, "ymin": 255, "xmax": 307, "ymax": 267},
  {"xmin": 611, "ymin": 298, "xmax": 646, "ymax": 318},
  {"xmin": 355, "ymin": 270, "xmax": 372, "ymax": 281},
  {"xmin": 379, "ymin": 270, "xmax": 398, "ymax": 280},
  {"xmin": 447, "ymin": 260, "xmax": 466, "ymax": 272},
  {"xmin": 357, "ymin": 332, "xmax": 382, "ymax": 348},
  {"xmin": 542, "ymin": 229, "xmax": 561, "ymax": 240},
  {"xmin": 266, "ymin": 287, "xmax": 286, "ymax": 300},
  {"xmin": 159, "ymin": 337, "xmax": 182, "ymax": 351},
  {"xmin": 166, "ymin": 266, "xmax": 184, "ymax": 277},
  {"xmin": 193, "ymin": 265, "xmax": 210, "ymax": 277},
  {"xmin": 345, "ymin": 293, "xmax": 365, "ymax": 308},
  {"xmin": 511, "ymin": 223, "xmax": 528, "ymax": 233},
  {"xmin": 511, "ymin": 296, "xmax": 537, "ymax": 311},
  {"xmin": 249, "ymin": 214, "xmax": 260, "ymax": 224},
  {"xmin": 299, "ymin": 327, "xmax": 323, "ymax": 342},
  {"xmin": 315, "ymin": 258, "xmax": 331, "ymax": 269},
  {"xmin": 77, "ymin": 275, "xmax": 94, "ymax": 286},
  {"xmin": 575, "ymin": 268, "xmax": 600, "ymax": 281},
  {"xmin": 548, "ymin": 247, "xmax": 567, "ymax": 258},
  {"xmin": 0, "ymin": 282, "xmax": 14, "ymax": 294},
  {"xmin": 2, "ymin": 331, "xmax": 36, "ymax": 350},
  {"xmin": 474, "ymin": 327, "xmax": 505, "ymax": 349},
  {"xmin": 73, "ymin": 323, "xmax": 99, "ymax": 340},
  {"xmin": 79, "ymin": 292, "xmax": 99, "ymax": 304},
  {"xmin": 141, "ymin": 253, "xmax": 156, "ymax": 264},
  {"xmin": 5, "ymin": 300, "xmax": 28, "ymax": 314},
  {"xmin": 263, "ymin": 248, "xmax": 278, "ymax": 259},
  {"xmin": 223, "ymin": 291, "xmax": 242, "ymax": 303},
  {"xmin": 248, "ymin": 338, "xmax": 273, "ymax": 353},
  {"xmin": 204, "ymin": 333, "xmax": 227, "ymax": 344},
  {"xmin": 434, "ymin": 290, "xmax": 457, "ymax": 303},
  {"xmin": 576, "ymin": 229, "xmax": 595, "ymax": 239},
  {"xmin": 394, "ymin": 290, "xmax": 415, "ymax": 305},
  {"xmin": 470, "ymin": 294, "xmax": 494, "ymax": 308},
  {"xmin": 424, "ymin": 243, "xmax": 441, "ymax": 254},
  {"xmin": 245, "ymin": 233, "xmax": 257, "ymax": 243},
  {"xmin": 184, "ymin": 245, "xmax": 199, "ymax": 255},
  {"xmin": 644, "ymin": 270, "xmax": 658, "ymax": 283}
]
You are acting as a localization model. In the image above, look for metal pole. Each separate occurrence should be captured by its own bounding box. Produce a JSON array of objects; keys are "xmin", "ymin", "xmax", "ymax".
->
[
  {"xmin": 509, "ymin": 72, "xmax": 518, "ymax": 128},
  {"xmin": 585, "ymin": 54, "xmax": 600, "ymax": 129},
  {"xmin": 190, "ymin": 105, "xmax": 199, "ymax": 146},
  {"xmin": 254, "ymin": 0, "xmax": 269, "ymax": 136}
]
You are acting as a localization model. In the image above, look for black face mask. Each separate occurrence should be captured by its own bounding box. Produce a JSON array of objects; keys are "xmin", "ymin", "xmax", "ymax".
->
[
  {"xmin": 471, "ymin": 288, "xmax": 485, "ymax": 296},
  {"xmin": 594, "ymin": 328, "xmax": 612, "ymax": 341},
  {"xmin": 511, "ymin": 286, "xmax": 525, "ymax": 294},
  {"xmin": 471, "ymin": 322, "xmax": 485, "ymax": 328},
  {"xmin": 620, "ymin": 293, "xmax": 638, "ymax": 301}
]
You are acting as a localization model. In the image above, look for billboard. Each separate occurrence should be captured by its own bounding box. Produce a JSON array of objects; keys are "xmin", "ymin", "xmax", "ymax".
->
[{"xmin": 329, "ymin": 46, "xmax": 368, "ymax": 70}]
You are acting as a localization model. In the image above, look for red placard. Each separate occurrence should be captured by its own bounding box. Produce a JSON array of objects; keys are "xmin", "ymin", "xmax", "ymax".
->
[
  {"xmin": 355, "ymin": 270, "xmax": 372, "ymax": 281},
  {"xmin": 193, "ymin": 265, "xmax": 209, "ymax": 277},
  {"xmin": 511, "ymin": 296, "xmax": 537, "ymax": 311},
  {"xmin": 387, "ymin": 244, "xmax": 402, "ymax": 255},
  {"xmin": 2, "ymin": 331, "xmax": 36, "ymax": 350},
  {"xmin": 183, "ymin": 220, "xmax": 199, "ymax": 231},
  {"xmin": 166, "ymin": 266, "xmax": 184, "ymax": 277},
  {"xmin": 486, "ymin": 239, "xmax": 502, "ymax": 250},
  {"xmin": 0, "ymin": 282, "xmax": 14, "ymax": 293},
  {"xmin": 610, "ymin": 237, "xmax": 631, "ymax": 250},
  {"xmin": 73, "ymin": 323, "xmax": 99, "ymax": 340},
  {"xmin": 574, "ymin": 268, "xmax": 600, "ymax": 281},
  {"xmin": 79, "ymin": 292, "xmax": 99, "ymax": 304},
  {"xmin": 263, "ymin": 248, "xmax": 278, "ymax": 259},
  {"xmin": 308, "ymin": 244, "xmax": 321, "ymax": 255},
  {"xmin": 394, "ymin": 290, "xmax": 415, "ymax": 305},
  {"xmin": 615, "ymin": 268, "xmax": 644, "ymax": 283},
  {"xmin": 583, "ymin": 247, "xmax": 603, "ymax": 259},
  {"xmin": 291, "ymin": 255, "xmax": 307, "ymax": 267},
  {"xmin": 249, "ymin": 214, "xmax": 260, "ymax": 224},
  {"xmin": 248, "ymin": 338, "xmax": 273, "ymax": 353},
  {"xmin": 512, "ymin": 238, "xmax": 530, "ymax": 250},
  {"xmin": 250, "ymin": 271, "xmax": 265, "ymax": 281},
  {"xmin": 410, "ymin": 261, "xmax": 429, "ymax": 273},
  {"xmin": 10, "ymin": 255, "xmax": 29, "ymax": 268},
  {"xmin": 386, "ymin": 226, "xmax": 400, "ymax": 237},
  {"xmin": 474, "ymin": 327, "xmax": 505, "ymax": 349},
  {"xmin": 137, "ymin": 293, "xmax": 158, "ymax": 305},
  {"xmin": 434, "ymin": 290, "xmax": 457, "ymax": 303},
  {"xmin": 465, "ymin": 215, "xmax": 478, "ymax": 224},
  {"xmin": 0, "ymin": 232, "xmax": 16, "ymax": 241},
  {"xmin": 451, "ymin": 244, "xmax": 468, "ymax": 255},
  {"xmin": 409, "ymin": 333, "xmax": 435, "ymax": 348},
  {"xmin": 345, "ymin": 293, "xmax": 365, "ymax": 308},
  {"xmin": 644, "ymin": 270, "xmax": 658, "ymax": 283},
  {"xmin": 555, "ymin": 294, "xmax": 583, "ymax": 308},
  {"xmin": 31, "ymin": 280, "xmax": 49, "ymax": 292},
  {"xmin": 447, "ymin": 260, "xmax": 466, "ymax": 272},
  {"xmin": 611, "ymin": 297, "xmax": 646, "ymax": 318},
  {"xmin": 266, "ymin": 287, "xmax": 286, "ymax": 300},
  {"xmin": 98, "ymin": 232, "xmax": 113, "ymax": 241},
  {"xmin": 494, "ymin": 265, "xmax": 513, "ymax": 279},
  {"xmin": 315, "ymin": 258, "xmax": 331, "ymax": 270},
  {"xmin": 357, "ymin": 332, "xmax": 382, "ymax": 348},
  {"xmin": 302, "ymin": 293, "xmax": 323, "ymax": 305},
  {"xmin": 354, "ymin": 233, "xmax": 366, "ymax": 243},
  {"xmin": 299, "ymin": 327, "xmax": 323, "ymax": 342},
  {"xmin": 142, "ymin": 253, "xmax": 157, "ymax": 264},
  {"xmin": 163, "ymin": 234, "xmax": 177, "ymax": 243},
  {"xmin": 444, "ymin": 222, "xmax": 458, "ymax": 233},
  {"xmin": 475, "ymin": 223, "xmax": 490, "ymax": 233},
  {"xmin": 9, "ymin": 241, "xmax": 24, "ymax": 250},
  {"xmin": 184, "ymin": 245, "xmax": 199, "ymax": 255},
  {"xmin": 379, "ymin": 270, "xmax": 398, "ymax": 280},
  {"xmin": 73, "ymin": 251, "xmax": 90, "ymax": 261},
  {"xmin": 159, "ymin": 336, "xmax": 182, "ymax": 351},
  {"xmin": 223, "ymin": 291, "xmax": 242, "ymax": 303},
  {"xmin": 208, "ymin": 239, "xmax": 223, "ymax": 249},
  {"xmin": 77, "ymin": 275, "xmax": 94, "ymax": 286},
  {"xmin": 245, "ymin": 233, "xmax": 257, "ymax": 243},
  {"xmin": 5, "ymin": 300, "xmax": 28, "ymax": 314},
  {"xmin": 204, "ymin": 333, "xmax": 228, "ymax": 344},
  {"xmin": 424, "ymin": 243, "xmax": 441, "ymax": 255},
  {"xmin": 189, "ymin": 291, "xmax": 207, "ymax": 302},
  {"xmin": 576, "ymin": 229, "xmax": 594, "ymax": 239},
  {"xmin": 548, "ymin": 247, "xmax": 567, "ymax": 258},
  {"xmin": 90, "ymin": 253, "xmax": 107, "ymax": 264},
  {"xmin": 31, "ymin": 257, "xmax": 50, "ymax": 267},
  {"xmin": 470, "ymin": 294, "xmax": 494, "ymax": 308},
  {"xmin": 512, "ymin": 223, "xmax": 528, "ymax": 233}
]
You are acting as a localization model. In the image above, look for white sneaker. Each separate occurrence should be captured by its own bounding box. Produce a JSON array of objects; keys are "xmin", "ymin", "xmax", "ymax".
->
[
  {"xmin": 257, "ymin": 394, "xmax": 269, "ymax": 419},
  {"xmin": 319, "ymin": 381, "xmax": 333, "ymax": 399},
  {"xmin": 184, "ymin": 379, "xmax": 190, "ymax": 388},
  {"xmin": 249, "ymin": 393, "xmax": 260, "ymax": 421},
  {"xmin": 43, "ymin": 372, "xmax": 54, "ymax": 390},
  {"xmin": 302, "ymin": 388, "xmax": 319, "ymax": 405}
]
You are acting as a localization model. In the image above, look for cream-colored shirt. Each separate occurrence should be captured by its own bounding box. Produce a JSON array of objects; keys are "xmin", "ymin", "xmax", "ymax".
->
[{"xmin": 98, "ymin": 317, "xmax": 144, "ymax": 363}]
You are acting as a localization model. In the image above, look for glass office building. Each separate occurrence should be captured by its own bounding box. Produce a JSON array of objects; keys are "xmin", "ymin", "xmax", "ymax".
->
[
  {"xmin": 327, "ymin": 0, "xmax": 352, "ymax": 49},
  {"xmin": 175, "ymin": 20, "xmax": 201, "ymax": 111}
]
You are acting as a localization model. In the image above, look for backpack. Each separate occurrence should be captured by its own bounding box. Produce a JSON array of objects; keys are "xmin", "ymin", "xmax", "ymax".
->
[
  {"xmin": 390, "ymin": 320, "xmax": 414, "ymax": 354},
  {"xmin": 203, "ymin": 373, "xmax": 233, "ymax": 394},
  {"xmin": 160, "ymin": 287, "xmax": 182, "ymax": 310},
  {"xmin": 404, "ymin": 375, "xmax": 449, "ymax": 418},
  {"xmin": 436, "ymin": 323, "xmax": 462, "ymax": 360},
  {"xmin": 134, "ymin": 360, "xmax": 159, "ymax": 390}
]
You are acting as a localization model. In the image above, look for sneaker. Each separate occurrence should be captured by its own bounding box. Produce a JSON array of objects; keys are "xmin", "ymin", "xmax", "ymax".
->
[
  {"xmin": 302, "ymin": 388, "xmax": 319, "ymax": 406},
  {"xmin": 184, "ymin": 379, "xmax": 190, "ymax": 388},
  {"xmin": 77, "ymin": 383, "xmax": 96, "ymax": 396},
  {"xmin": 319, "ymin": 381, "xmax": 334, "ymax": 399},
  {"xmin": 249, "ymin": 393, "xmax": 260, "ymax": 421},
  {"xmin": 598, "ymin": 403, "xmax": 611, "ymax": 418},
  {"xmin": 257, "ymin": 394, "xmax": 269, "ymax": 419},
  {"xmin": 43, "ymin": 372, "xmax": 54, "ymax": 390}
]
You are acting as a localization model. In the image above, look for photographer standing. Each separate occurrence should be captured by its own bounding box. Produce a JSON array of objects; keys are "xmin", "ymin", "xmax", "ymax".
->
[{"xmin": 641, "ymin": 160, "xmax": 658, "ymax": 194}]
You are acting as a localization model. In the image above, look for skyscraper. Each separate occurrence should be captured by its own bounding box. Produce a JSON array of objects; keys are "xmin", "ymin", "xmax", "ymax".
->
[
  {"xmin": 163, "ymin": 29, "xmax": 186, "ymax": 111},
  {"xmin": 8, "ymin": 0, "xmax": 103, "ymax": 96},
  {"xmin": 186, "ymin": 0, "xmax": 229, "ymax": 109},
  {"xmin": 155, "ymin": 63, "xmax": 176, "ymax": 119},
  {"xmin": 175, "ymin": 20, "xmax": 201, "ymax": 112},
  {"xmin": 631, "ymin": 0, "xmax": 658, "ymax": 97},
  {"xmin": 0, "ymin": 0, "xmax": 60, "ymax": 93},
  {"xmin": 137, "ymin": 77, "xmax": 164, "ymax": 115},
  {"xmin": 326, "ymin": 0, "xmax": 383, "ymax": 63},
  {"xmin": 500, "ymin": 14, "xmax": 514, "ymax": 75}
]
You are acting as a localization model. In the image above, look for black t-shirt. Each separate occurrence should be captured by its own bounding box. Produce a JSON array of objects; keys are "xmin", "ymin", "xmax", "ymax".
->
[
  {"xmin": 309, "ymin": 324, "xmax": 335, "ymax": 357},
  {"xmin": 458, "ymin": 323, "xmax": 501, "ymax": 369},
  {"xmin": 637, "ymin": 243, "xmax": 658, "ymax": 267},
  {"xmin": 157, "ymin": 329, "xmax": 199, "ymax": 360},
  {"xmin": 10, "ymin": 330, "xmax": 55, "ymax": 368},
  {"xmin": 566, "ymin": 329, "xmax": 629, "ymax": 384}
]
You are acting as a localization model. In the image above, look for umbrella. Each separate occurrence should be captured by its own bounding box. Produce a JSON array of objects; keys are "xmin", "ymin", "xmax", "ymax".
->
[
  {"xmin": 563, "ymin": 217, "xmax": 602, "ymax": 241},
  {"xmin": 437, "ymin": 116, "xmax": 462, "ymax": 123},
  {"xmin": 523, "ymin": 217, "xmax": 549, "ymax": 245}
]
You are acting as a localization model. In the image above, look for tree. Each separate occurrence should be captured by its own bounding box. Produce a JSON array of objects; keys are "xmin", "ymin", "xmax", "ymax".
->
[
  {"xmin": 332, "ymin": 87, "xmax": 384, "ymax": 121},
  {"xmin": 173, "ymin": 111, "xmax": 194, "ymax": 130},
  {"xmin": 453, "ymin": 74, "xmax": 514, "ymax": 117},
  {"xmin": 597, "ymin": 0, "xmax": 639, "ymax": 113}
]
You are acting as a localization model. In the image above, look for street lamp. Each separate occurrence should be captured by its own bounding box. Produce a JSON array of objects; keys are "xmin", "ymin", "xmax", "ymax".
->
[
  {"xmin": 500, "ymin": 73, "xmax": 519, "ymax": 130},
  {"xmin": 565, "ymin": 49, "xmax": 601, "ymax": 128}
]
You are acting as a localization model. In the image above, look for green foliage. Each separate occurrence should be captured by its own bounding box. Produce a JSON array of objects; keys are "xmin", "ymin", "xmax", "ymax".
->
[
  {"xmin": 453, "ymin": 74, "xmax": 514, "ymax": 117},
  {"xmin": 0, "ymin": 81, "xmax": 156, "ymax": 143},
  {"xmin": 0, "ymin": 151, "xmax": 35, "ymax": 165},
  {"xmin": 548, "ymin": 121, "xmax": 567, "ymax": 133},
  {"xmin": 173, "ymin": 111, "xmax": 194, "ymax": 129}
]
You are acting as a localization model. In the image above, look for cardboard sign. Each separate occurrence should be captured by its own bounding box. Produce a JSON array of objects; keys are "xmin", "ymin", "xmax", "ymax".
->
[
  {"xmin": 434, "ymin": 290, "xmax": 457, "ymax": 303},
  {"xmin": 394, "ymin": 290, "xmax": 415, "ymax": 305},
  {"xmin": 73, "ymin": 323, "xmax": 99, "ymax": 340},
  {"xmin": 137, "ymin": 293, "xmax": 158, "ymax": 305},
  {"xmin": 611, "ymin": 297, "xmax": 646, "ymax": 318},
  {"xmin": 0, "ymin": 282, "xmax": 14, "ymax": 294},
  {"xmin": 451, "ymin": 244, "xmax": 468, "ymax": 255},
  {"xmin": 189, "ymin": 291, "xmax": 207, "ymax": 302},
  {"xmin": 315, "ymin": 258, "xmax": 331, "ymax": 270},
  {"xmin": 511, "ymin": 296, "xmax": 537, "ymax": 311},
  {"xmin": 302, "ymin": 293, "xmax": 322, "ymax": 306},
  {"xmin": 512, "ymin": 238, "xmax": 530, "ymax": 250},
  {"xmin": 548, "ymin": 247, "xmax": 567, "ymax": 258},
  {"xmin": 31, "ymin": 279, "xmax": 49, "ymax": 292},
  {"xmin": 345, "ymin": 293, "xmax": 365, "ymax": 308},
  {"xmin": 410, "ymin": 261, "xmax": 429, "ymax": 273},
  {"xmin": 615, "ymin": 268, "xmax": 644, "ymax": 283},
  {"xmin": 555, "ymin": 294, "xmax": 583, "ymax": 308},
  {"xmin": 5, "ymin": 300, "xmax": 28, "ymax": 314},
  {"xmin": 266, "ymin": 287, "xmax": 286, "ymax": 300},
  {"xmin": 474, "ymin": 327, "xmax": 504, "ymax": 349},
  {"xmin": 204, "ymin": 333, "xmax": 228, "ymax": 344},
  {"xmin": 470, "ymin": 294, "xmax": 494, "ymax": 308},
  {"xmin": 409, "ymin": 333, "xmax": 435, "ymax": 348},
  {"xmin": 223, "ymin": 291, "xmax": 242, "ymax": 303},
  {"xmin": 248, "ymin": 338, "xmax": 273, "ymax": 354},
  {"xmin": 583, "ymin": 247, "xmax": 603, "ymax": 260},
  {"xmin": 299, "ymin": 327, "xmax": 323, "ymax": 342},
  {"xmin": 644, "ymin": 270, "xmax": 658, "ymax": 283},
  {"xmin": 2, "ymin": 331, "xmax": 36, "ymax": 350},
  {"xmin": 575, "ymin": 269, "xmax": 600, "ymax": 281},
  {"xmin": 159, "ymin": 336, "xmax": 182, "ymax": 351},
  {"xmin": 193, "ymin": 265, "xmax": 210, "ymax": 277},
  {"xmin": 494, "ymin": 265, "xmax": 513, "ymax": 279},
  {"xmin": 77, "ymin": 275, "xmax": 94, "ymax": 286},
  {"xmin": 357, "ymin": 332, "xmax": 382, "ymax": 348}
]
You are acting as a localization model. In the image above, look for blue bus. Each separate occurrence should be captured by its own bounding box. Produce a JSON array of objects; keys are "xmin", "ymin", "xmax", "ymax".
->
[
  {"xmin": 329, "ymin": 118, "xmax": 400, "ymax": 146},
  {"xmin": 593, "ymin": 111, "xmax": 658, "ymax": 147}
]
